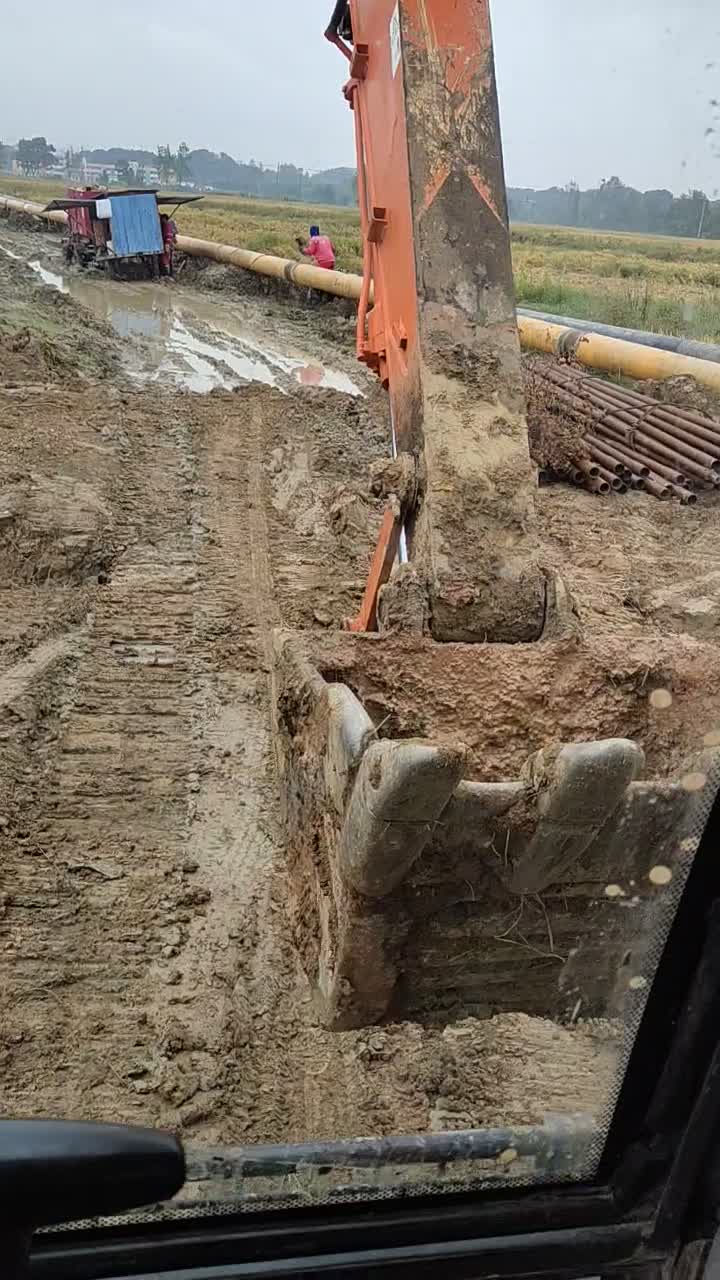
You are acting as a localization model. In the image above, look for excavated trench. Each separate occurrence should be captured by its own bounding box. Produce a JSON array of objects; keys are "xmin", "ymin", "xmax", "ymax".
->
[{"xmin": 2, "ymin": 219, "xmax": 720, "ymax": 1187}]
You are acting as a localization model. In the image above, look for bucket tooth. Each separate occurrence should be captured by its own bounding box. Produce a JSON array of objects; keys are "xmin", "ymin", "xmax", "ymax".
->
[
  {"xmin": 508, "ymin": 740, "xmax": 646, "ymax": 895},
  {"xmin": 340, "ymin": 739, "xmax": 467, "ymax": 897}
]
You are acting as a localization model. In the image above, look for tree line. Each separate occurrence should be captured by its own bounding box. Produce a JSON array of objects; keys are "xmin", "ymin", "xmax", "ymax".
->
[
  {"xmin": 4, "ymin": 140, "xmax": 717, "ymax": 237},
  {"xmin": 7, "ymin": 136, "xmax": 57, "ymax": 174},
  {"xmin": 0, "ymin": 136, "xmax": 358, "ymax": 206},
  {"xmin": 508, "ymin": 176, "xmax": 720, "ymax": 240}
]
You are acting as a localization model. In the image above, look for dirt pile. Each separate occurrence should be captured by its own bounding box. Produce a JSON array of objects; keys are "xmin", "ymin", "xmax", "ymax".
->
[
  {"xmin": 525, "ymin": 359, "xmax": 587, "ymax": 471},
  {"xmin": 0, "ymin": 250, "xmax": 119, "ymax": 385},
  {"xmin": 538, "ymin": 484, "xmax": 720, "ymax": 644}
]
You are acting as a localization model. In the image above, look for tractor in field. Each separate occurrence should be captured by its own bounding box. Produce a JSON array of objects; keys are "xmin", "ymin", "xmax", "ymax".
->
[{"xmin": 45, "ymin": 188, "xmax": 201, "ymax": 280}]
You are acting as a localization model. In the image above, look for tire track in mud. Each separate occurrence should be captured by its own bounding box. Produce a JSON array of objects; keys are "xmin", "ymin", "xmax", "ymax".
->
[
  {"xmin": 0, "ymin": 380, "xmax": 372, "ymax": 1143},
  {"xmin": 1, "ymin": 366, "xmax": 621, "ymax": 1153},
  {"xmin": 0, "ymin": 391, "xmax": 274, "ymax": 1131},
  {"xmin": 157, "ymin": 394, "xmax": 308, "ymax": 1142},
  {"xmin": 220, "ymin": 395, "xmax": 318, "ymax": 1143},
  {"xmin": 247, "ymin": 399, "xmax": 282, "ymax": 653},
  {"xmin": 3, "ymin": 409, "xmax": 202, "ymax": 1122}
]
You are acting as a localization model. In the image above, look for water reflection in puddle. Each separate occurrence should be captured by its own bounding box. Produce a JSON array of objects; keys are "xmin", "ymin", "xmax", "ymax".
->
[{"xmin": 0, "ymin": 242, "xmax": 361, "ymax": 397}]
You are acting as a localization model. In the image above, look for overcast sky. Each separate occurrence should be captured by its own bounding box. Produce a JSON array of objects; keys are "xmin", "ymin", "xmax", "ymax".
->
[{"xmin": 2, "ymin": 0, "xmax": 719, "ymax": 194}]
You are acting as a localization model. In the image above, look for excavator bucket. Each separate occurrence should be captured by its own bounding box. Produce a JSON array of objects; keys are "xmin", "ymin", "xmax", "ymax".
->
[
  {"xmin": 271, "ymin": 0, "xmax": 719, "ymax": 1031},
  {"xmin": 273, "ymin": 629, "xmax": 716, "ymax": 1030}
]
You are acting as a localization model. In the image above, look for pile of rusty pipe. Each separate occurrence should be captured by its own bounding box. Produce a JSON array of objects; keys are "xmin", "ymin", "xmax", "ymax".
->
[
  {"xmin": 544, "ymin": 365, "xmax": 720, "ymax": 488},
  {"xmin": 6, "ymin": 194, "xmax": 720, "ymax": 393},
  {"xmin": 579, "ymin": 387, "xmax": 720, "ymax": 468},
  {"xmin": 531, "ymin": 361, "xmax": 720, "ymax": 501},
  {"xmin": 542, "ymin": 363, "xmax": 720, "ymax": 441},
  {"xmin": 575, "ymin": 458, "xmax": 609, "ymax": 494},
  {"xmin": 573, "ymin": 377, "xmax": 720, "ymax": 457},
  {"xmin": 527, "ymin": 371, "xmax": 717, "ymax": 499}
]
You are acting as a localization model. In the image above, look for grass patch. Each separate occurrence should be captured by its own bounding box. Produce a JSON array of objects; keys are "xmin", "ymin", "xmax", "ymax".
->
[
  {"xmin": 514, "ymin": 272, "xmax": 720, "ymax": 341},
  {"xmin": 512, "ymin": 222, "xmax": 720, "ymax": 264},
  {"xmin": 173, "ymin": 195, "xmax": 364, "ymax": 271}
]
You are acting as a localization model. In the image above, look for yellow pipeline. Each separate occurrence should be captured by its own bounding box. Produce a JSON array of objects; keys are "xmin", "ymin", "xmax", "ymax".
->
[
  {"xmin": 518, "ymin": 314, "xmax": 720, "ymax": 395},
  {"xmin": 0, "ymin": 196, "xmax": 365, "ymax": 301},
  {"xmin": 3, "ymin": 195, "xmax": 720, "ymax": 393},
  {"xmin": 174, "ymin": 234, "xmax": 366, "ymax": 301},
  {"xmin": 0, "ymin": 196, "xmax": 68, "ymax": 228}
]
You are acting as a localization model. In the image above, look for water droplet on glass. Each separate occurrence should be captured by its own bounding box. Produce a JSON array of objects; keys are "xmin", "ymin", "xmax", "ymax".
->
[
  {"xmin": 629, "ymin": 976, "xmax": 648, "ymax": 991},
  {"xmin": 498, "ymin": 1147, "xmax": 518, "ymax": 1165},
  {"xmin": 682, "ymin": 772, "xmax": 707, "ymax": 793},
  {"xmin": 649, "ymin": 689, "xmax": 672, "ymax": 710},
  {"xmin": 605, "ymin": 884, "xmax": 625, "ymax": 898},
  {"xmin": 703, "ymin": 730, "xmax": 720, "ymax": 748},
  {"xmin": 649, "ymin": 865, "xmax": 672, "ymax": 886}
]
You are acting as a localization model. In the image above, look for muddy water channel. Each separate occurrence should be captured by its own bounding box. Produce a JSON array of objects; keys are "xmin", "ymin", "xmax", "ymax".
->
[{"xmin": 0, "ymin": 237, "xmax": 361, "ymax": 396}]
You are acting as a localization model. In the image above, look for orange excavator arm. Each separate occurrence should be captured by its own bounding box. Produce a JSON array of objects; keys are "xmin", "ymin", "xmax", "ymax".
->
[
  {"xmin": 266, "ymin": 2, "xmax": 717, "ymax": 1037},
  {"xmin": 328, "ymin": 0, "xmax": 546, "ymax": 643}
]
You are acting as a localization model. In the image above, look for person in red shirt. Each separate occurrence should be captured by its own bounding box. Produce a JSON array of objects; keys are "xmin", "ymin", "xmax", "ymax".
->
[
  {"xmin": 160, "ymin": 213, "xmax": 178, "ymax": 278},
  {"xmin": 296, "ymin": 225, "xmax": 336, "ymax": 270}
]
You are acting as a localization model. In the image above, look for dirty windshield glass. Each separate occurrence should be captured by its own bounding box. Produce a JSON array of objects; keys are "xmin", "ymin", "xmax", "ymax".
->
[{"xmin": 1, "ymin": 0, "xmax": 719, "ymax": 1220}]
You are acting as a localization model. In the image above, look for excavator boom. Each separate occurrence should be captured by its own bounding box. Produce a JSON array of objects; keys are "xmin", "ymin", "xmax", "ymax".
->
[
  {"xmin": 264, "ymin": 0, "xmax": 716, "ymax": 1034},
  {"xmin": 332, "ymin": 0, "xmax": 545, "ymax": 641}
]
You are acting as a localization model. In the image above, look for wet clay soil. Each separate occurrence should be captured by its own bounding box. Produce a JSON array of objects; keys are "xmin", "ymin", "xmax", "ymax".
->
[
  {"xmin": 309, "ymin": 478, "xmax": 720, "ymax": 783},
  {"xmin": 2, "ymin": 222, "xmax": 718, "ymax": 1151}
]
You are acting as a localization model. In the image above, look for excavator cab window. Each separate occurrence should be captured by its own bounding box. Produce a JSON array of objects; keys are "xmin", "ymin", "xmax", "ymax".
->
[{"xmin": 6, "ymin": 1, "xmax": 720, "ymax": 1279}]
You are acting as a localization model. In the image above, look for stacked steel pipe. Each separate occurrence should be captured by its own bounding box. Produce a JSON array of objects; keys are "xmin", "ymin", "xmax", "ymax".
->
[{"xmin": 531, "ymin": 362, "xmax": 720, "ymax": 503}]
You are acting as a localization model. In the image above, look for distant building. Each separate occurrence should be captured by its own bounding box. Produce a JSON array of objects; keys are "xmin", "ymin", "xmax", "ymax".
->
[
  {"xmin": 133, "ymin": 165, "xmax": 161, "ymax": 185},
  {"xmin": 79, "ymin": 160, "xmax": 162, "ymax": 186},
  {"xmin": 78, "ymin": 160, "xmax": 120, "ymax": 184},
  {"xmin": 5, "ymin": 146, "xmax": 172, "ymax": 189}
]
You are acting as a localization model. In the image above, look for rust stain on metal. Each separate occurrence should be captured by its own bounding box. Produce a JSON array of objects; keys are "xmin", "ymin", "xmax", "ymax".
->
[{"xmin": 530, "ymin": 361, "xmax": 720, "ymax": 503}]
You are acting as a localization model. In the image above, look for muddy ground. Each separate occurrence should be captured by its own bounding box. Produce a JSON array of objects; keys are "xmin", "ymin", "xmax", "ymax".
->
[{"xmin": 1, "ymin": 219, "xmax": 719, "ymax": 1160}]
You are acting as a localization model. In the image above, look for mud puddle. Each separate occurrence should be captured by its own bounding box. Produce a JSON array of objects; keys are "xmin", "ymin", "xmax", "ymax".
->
[{"xmin": 0, "ymin": 240, "xmax": 360, "ymax": 396}]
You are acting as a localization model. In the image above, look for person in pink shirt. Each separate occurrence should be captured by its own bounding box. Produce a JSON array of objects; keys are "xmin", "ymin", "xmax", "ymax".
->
[{"xmin": 296, "ymin": 225, "xmax": 336, "ymax": 270}]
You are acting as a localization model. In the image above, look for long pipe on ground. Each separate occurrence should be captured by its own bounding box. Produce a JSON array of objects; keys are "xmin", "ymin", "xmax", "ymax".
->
[
  {"xmin": 518, "ymin": 314, "xmax": 720, "ymax": 395},
  {"xmin": 0, "ymin": 195, "xmax": 366, "ymax": 302},
  {"xmin": 518, "ymin": 307, "xmax": 720, "ymax": 365},
  {"xmin": 2, "ymin": 197, "xmax": 68, "ymax": 228},
  {"xmin": 517, "ymin": 312, "xmax": 717, "ymax": 391},
  {"xmin": 174, "ymin": 235, "xmax": 368, "ymax": 301},
  {"xmin": 4, "ymin": 194, "xmax": 720, "ymax": 393}
]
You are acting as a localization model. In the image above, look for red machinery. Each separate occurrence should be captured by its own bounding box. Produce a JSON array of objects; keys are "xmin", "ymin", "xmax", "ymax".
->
[{"xmin": 326, "ymin": 0, "xmax": 546, "ymax": 642}]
